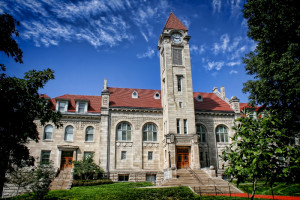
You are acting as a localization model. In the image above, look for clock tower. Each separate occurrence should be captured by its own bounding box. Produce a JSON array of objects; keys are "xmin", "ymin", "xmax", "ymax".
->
[{"xmin": 158, "ymin": 13, "xmax": 200, "ymax": 174}]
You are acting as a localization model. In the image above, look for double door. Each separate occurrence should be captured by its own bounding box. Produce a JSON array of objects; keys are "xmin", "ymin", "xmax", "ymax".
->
[
  {"xmin": 61, "ymin": 151, "xmax": 73, "ymax": 170},
  {"xmin": 177, "ymin": 148, "xmax": 189, "ymax": 169}
]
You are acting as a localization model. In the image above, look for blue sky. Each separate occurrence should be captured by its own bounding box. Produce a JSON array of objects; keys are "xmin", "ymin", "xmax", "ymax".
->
[{"xmin": 0, "ymin": 0, "xmax": 256, "ymax": 103}]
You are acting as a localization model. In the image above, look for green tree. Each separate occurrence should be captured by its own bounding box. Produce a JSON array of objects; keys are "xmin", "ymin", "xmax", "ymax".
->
[
  {"xmin": 0, "ymin": 13, "xmax": 61, "ymax": 196},
  {"xmin": 242, "ymin": 0, "xmax": 300, "ymax": 124},
  {"xmin": 73, "ymin": 155, "xmax": 104, "ymax": 180},
  {"xmin": 222, "ymin": 111, "xmax": 300, "ymax": 199}
]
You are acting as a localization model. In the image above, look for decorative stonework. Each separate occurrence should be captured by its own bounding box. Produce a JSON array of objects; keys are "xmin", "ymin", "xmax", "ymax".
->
[
  {"xmin": 143, "ymin": 143, "xmax": 159, "ymax": 148},
  {"xmin": 111, "ymin": 116, "xmax": 162, "ymax": 130},
  {"xmin": 116, "ymin": 142, "xmax": 133, "ymax": 147}
]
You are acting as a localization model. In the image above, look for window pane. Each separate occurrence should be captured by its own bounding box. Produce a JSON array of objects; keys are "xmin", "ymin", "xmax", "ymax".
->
[
  {"xmin": 202, "ymin": 133, "xmax": 206, "ymax": 143},
  {"xmin": 173, "ymin": 49, "xmax": 182, "ymax": 65},
  {"xmin": 143, "ymin": 132, "xmax": 147, "ymax": 141},
  {"xmin": 65, "ymin": 126, "xmax": 73, "ymax": 141},
  {"xmin": 148, "ymin": 132, "xmax": 153, "ymax": 141},
  {"xmin": 44, "ymin": 125, "xmax": 53, "ymax": 140},
  {"xmin": 117, "ymin": 130, "xmax": 122, "ymax": 140},
  {"xmin": 127, "ymin": 131, "xmax": 131, "ymax": 140},
  {"xmin": 153, "ymin": 132, "xmax": 157, "ymax": 141},
  {"xmin": 41, "ymin": 151, "xmax": 50, "ymax": 164},
  {"xmin": 122, "ymin": 131, "xmax": 126, "ymax": 140}
]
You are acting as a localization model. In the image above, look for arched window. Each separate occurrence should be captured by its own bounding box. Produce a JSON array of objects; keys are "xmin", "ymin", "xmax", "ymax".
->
[
  {"xmin": 216, "ymin": 125, "xmax": 228, "ymax": 143},
  {"xmin": 85, "ymin": 126, "xmax": 94, "ymax": 142},
  {"xmin": 143, "ymin": 123, "xmax": 157, "ymax": 141},
  {"xmin": 65, "ymin": 126, "xmax": 73, "ymax": 141},
  {"xmin": 196, "ymin": 124, "xmax": 206, "ymax": 143},
  {"xmin": 117, "ymin": 122, "xmax": 131, "ymax": 141},
  {"xmin": 43, "ymin": 125, "xmax": 53, "ymax": 140}
]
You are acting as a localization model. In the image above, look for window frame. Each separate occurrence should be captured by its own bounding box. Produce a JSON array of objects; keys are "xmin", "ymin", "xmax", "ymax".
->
[
  {"xmin": 43, "ymin": 124, "xmax": 53, "ymax": 140},
  {"xmin": 196, "ymin": 124, "xmax": 207, "ymax": 143},
  {"xmin": 177, "ymin": 119, "xmax": 181, "ymax": 134},
  {"xmin": 83, "ymin": 152, "xmax": 94, "ymax": 160},
  {"xmin": 216, "ymin": 125, "xmax": 229, "ymax": 143},
  {"xmin": 184, "ymin": 119, "xmax": 187, "ymax": 134},
  {"xmin": 85, "ymin": 126, "xmax": 94, "ymax": 142},
  {"xmin": 121, "ymin": 151, "xmax": 126, "ymax": 160},
  {"xmin": 117, "ymin": 122, "xmax": 132, "ymax": 141},
  {"xmin": 177, "ymin": 75, "xmax": 182, "ymax": 92},
  {"xmin": 64, "ymin": 125, "xmax": 74, "ymax": 142},
  {"xmin": 172, "ymin": 48, "xmax": 183, "ymax": 65},
  {"xmin": 148, "ymin": 151, "xmax": 153, "ymax": 160},
  {"xmin": 143, "ymin": 123, "xmax": 158, "ymax": 142},
  {"xmin": 57, "ymin": 100, "xmax": 68, "ymax": 112},
  {"xmin": 41, "ymin": 150, "xmax": 51, "ymax": 165}
]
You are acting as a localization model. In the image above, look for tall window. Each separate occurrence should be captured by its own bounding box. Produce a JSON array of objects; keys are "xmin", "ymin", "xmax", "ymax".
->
[
  {"xmin": 184, "ymin": 119, "xmax": 187, "ymax": 134},
  {"xmin": 216, "ymin": 125, "xmax": 229, "ymax": 143},
  {"xmin": 148, "ymin": 151, "xmax": 153, "ymax": 160},
  {"xmin": 196, "ymin": 124, "xmax": 207, "ymax": 143},
  {"xmin": 172, "ymin": 48, "xmax": 183, "ymax": 65},
  {"xmin": 85, "ymin": 126, "xmax": 94, "ymax": 142},
  {"xmin": 65, "ymin": 125, "xmax": 73, "ymax": 141},
  {"xmin": 58, "ymin": 101, "xmax": 66, "ymax": 112},
  {"xmin": 43, "ymin": 125, "xmax": 53, "ymax": 140},
  {"xmin": 117, "ymin": 122, "xmax": 131, "ymax": 141},
  {"xmin": 41, "ymin": 151, "xmax": 50, "ymax": 164},
  {"xmin": 78, "ymin": 102, "xmax": 86, "ymax": 113},
  {"xmin": 143, "ymin": 123, "xmax": 157, "ymax": 141},
  {"xmin": 177, "ymin": 119, "xmax": 181, "ymax": 134},
  {"xmin": 177, "ymin": 75, "xmax": 182, "ymax": 92}
]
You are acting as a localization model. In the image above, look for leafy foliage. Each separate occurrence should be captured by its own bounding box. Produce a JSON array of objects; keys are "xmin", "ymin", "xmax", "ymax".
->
[
  {"xmin": 222, "ymin": 110, "xmax": 300, "ymax": 199},
  {"xmin": 30, "ymin": 162, "xmax": 56, "ymax": 199},
  {"xmin": 0, "ymin": 13, "xmax": 23, "ymax": 65},
  {"xmin": 73, "ymin": 155, "xmax": 104, "ymax": 180},
  {"xmin": 242, "ymin": 0, "xmax": 300, "ymax": 122},
  {"xmin": 72, "ymin": 179, "xmax": 113, "ymax": 187}
]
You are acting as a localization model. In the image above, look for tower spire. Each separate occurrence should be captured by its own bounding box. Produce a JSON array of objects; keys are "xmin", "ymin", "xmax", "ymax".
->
[{"xmin": 163, "ymin": 12, "xmax": 188, "ymax": 31}]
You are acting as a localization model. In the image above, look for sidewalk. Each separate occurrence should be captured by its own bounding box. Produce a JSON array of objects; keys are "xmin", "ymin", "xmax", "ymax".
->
[{"xmin": 209, "ymin": 193, "xmax": 300, "ymax": 200}]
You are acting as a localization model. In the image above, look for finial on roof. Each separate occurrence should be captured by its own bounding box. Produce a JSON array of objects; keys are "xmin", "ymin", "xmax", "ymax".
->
[
  {"xmin": 163, "ymin": 12, "xmax": 188, "ymax": 31},
  {"xmin": 103, "ymin": 78, "xmax": 108, "ymax": 92}
]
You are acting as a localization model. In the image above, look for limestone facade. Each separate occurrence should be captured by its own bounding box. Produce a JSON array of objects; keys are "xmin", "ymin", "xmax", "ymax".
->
[{"xmin": 26, "ymin": 13, "xmax": 242, "ymax": 184}]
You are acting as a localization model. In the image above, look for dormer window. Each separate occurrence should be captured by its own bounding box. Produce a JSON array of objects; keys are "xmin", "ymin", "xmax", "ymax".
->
[
  {"xmin": 154, "ymin": 92, "xmax": 160, "ymax": 99},
  {"xmin": 132, "ymin": 91, "xmax": 138, "ymax": 99},
  {"xmin": 57, "ymin": 101, "xmax": 68, "ymax": 112},
  {"xmin": 196, "ymin": 95, "xmax": 203, "ymax": 102},
  {"xmin": 76, "ymin": 101, "xmax": 88, "ymax": 113}
]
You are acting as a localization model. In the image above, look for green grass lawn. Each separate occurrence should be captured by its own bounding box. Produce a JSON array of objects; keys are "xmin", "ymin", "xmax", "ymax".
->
[
  {"xmin": 10, "ymin": 182, "xmax": 266, "ymax": 200},
  {"xmin": 232, "ymin": 181, "xmax": 300, "ymax": 196}
]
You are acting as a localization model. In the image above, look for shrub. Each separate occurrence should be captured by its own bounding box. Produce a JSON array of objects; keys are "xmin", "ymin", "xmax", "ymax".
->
[
  {"xmin": 73, "ymin": 155, "xmax": 104, "ymax": 180},
  {"xmin": 72, "ymin": 179, "xmax": 113, "ymax": 186}
]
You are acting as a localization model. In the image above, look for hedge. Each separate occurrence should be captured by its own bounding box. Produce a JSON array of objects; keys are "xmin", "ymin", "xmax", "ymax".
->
[{"xmin": 73, "ymin": 179, "xmax": 113, "ymax": 187}]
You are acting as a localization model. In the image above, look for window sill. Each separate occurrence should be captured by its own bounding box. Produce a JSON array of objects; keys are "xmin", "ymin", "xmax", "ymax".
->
[
  {"xmin": 64, "ymin": 141, "xmax": 74, "ymax": 143},
  {"xmin": 43, "ymin": 139, "xmax": 53, "ymax": 142},
  {"xmin": 84, "ymin": 141, "xmax": 95, "ymax": 143}
]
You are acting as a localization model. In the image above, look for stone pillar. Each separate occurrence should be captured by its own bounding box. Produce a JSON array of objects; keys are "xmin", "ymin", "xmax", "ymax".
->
[{"xmin": 191, "ymin": 135, "xmax": 200, "ymax": 169}]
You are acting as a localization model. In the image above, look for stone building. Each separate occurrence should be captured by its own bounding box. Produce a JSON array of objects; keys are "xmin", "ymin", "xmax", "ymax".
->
[{"xmin": 27, "ymin": 13, "xmax": 244, "ymax": 184}]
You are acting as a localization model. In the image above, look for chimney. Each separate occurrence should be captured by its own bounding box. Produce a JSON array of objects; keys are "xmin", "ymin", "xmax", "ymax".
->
[{"xmin": 220, "ymin": 86, "xmax": 225, "ymax": 99}]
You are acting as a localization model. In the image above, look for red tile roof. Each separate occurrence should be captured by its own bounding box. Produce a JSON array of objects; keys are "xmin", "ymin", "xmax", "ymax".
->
[
  {"xmin": 194, "ymin": 92, "xmax": 233, "ymax": 112},
  {"xmin": 54, "ymin": 94, "xmax": 102, "ymax": 113},
  {"xmin": 45, "ymin": 88, "xmax": 236, "ymax": 113},
  {"xmin": 164, "ymin": 12, "xmax": 188, "ymax": 31},
  {"xmin": 108, "ymin": 87, "xmax": 161, "ymax": 109}
]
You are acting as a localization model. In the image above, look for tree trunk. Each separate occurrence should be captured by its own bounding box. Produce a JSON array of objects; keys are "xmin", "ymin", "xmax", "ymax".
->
[
  {"xmin": 251, "ymin": 178, "xmax": 257, "ymax": 200},
  {"xmin": 271, "ymin": 184, "xmax": 274, "ymax": 200}
]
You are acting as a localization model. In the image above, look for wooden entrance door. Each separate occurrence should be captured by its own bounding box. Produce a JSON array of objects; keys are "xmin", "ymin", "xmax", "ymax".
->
[
  {"xmin": 61, "ymin": 151, "xmax": 73, "ymax": 169},
  {"xmin": 177, "ymin": 148, "xmax": 189, "ymax": 169}
]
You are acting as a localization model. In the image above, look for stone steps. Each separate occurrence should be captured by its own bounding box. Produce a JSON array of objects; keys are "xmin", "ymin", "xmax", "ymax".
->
[
  {"xmin": 50, "ymin": 168, "xmax": 72, "ymax": 190},
  {"xmin": 161, "ymin": 169, "xmax": 242, "ymax": 195}
]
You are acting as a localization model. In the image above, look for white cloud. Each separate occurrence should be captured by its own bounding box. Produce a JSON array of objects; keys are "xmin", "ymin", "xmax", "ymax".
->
[
  {"xmin": 137, "ymin": 47, "xmax": 155, "ymax": 59},
  {"xmin": 227, "ymin": 61, "xmax": 241, "ymax": 66},
  {"xmin": 231, "ymin": 45, "xmax": 247, "ymax": 60},
  {"xmin": 228, "ymin": 37, "xmax": 242, "ymax": 52},
  {"xmin": 213, "ymin": 34, "xmax": 229, "ymax": 54},
  {"xmin": 207, "ymin": 61, "xmax": 224, "ymax": 71},
  {"xmin": 229, "ymin": 70, "xmax": 238, "ymax": 74},
  {"xmin": 212, "ymin": 0, "xmax": 221, "ymax": 13},
  {"xmin": 141, "ymin": 31, "xmax": 148, "ymax": 42},
  {"xmin": 230, "ymin": 0, "xmax": 242, "ymax": 17}
]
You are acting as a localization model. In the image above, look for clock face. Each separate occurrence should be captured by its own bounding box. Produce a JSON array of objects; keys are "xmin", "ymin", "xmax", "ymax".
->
[{"xmin": 171, "ymin": 33, "xmax": 182, "ymax": 44}]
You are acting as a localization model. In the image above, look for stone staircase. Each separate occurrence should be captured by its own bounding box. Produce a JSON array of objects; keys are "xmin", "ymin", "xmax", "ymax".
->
[
  {"xmin": 161, "ymin": 168, "xmax": 242, "ymax": 195},
  {"xmin": 50, "ymin": 168, "xmax": 73, "ymax": 190}
]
